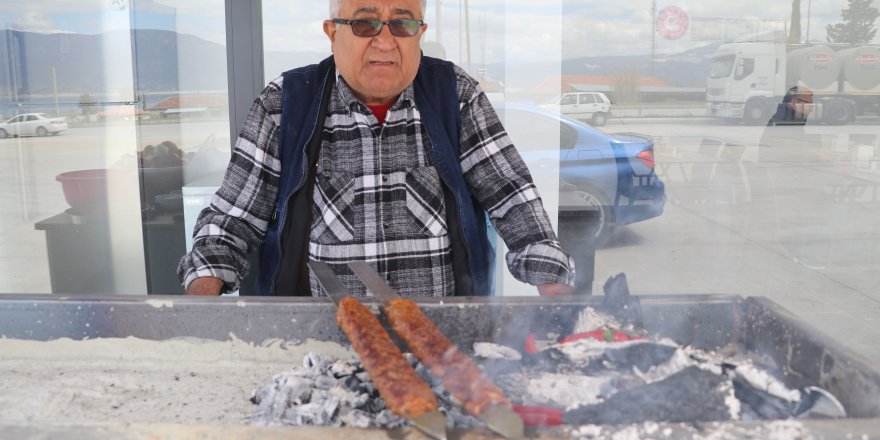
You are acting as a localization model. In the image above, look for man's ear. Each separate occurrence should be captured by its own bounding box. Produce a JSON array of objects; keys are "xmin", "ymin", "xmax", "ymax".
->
[{"xmin": 323, "ymin": 20, "xmax": 337, "ymax": 44}]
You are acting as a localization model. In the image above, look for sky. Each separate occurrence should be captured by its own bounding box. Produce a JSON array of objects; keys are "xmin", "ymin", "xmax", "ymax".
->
[{"xmin": 0, "ymin": 0, "xmax": 877, "ymax": 66}]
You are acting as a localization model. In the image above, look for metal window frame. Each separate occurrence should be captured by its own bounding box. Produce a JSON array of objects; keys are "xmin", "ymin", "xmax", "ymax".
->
[{"xmin": 225, "ymin": 0, "xmax": 265, "ymax": 147}]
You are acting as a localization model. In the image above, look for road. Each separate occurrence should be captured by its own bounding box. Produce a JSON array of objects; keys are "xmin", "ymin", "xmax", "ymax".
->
[{"xmin": 1, "ymin": 117, "xmax": 879, "ymax": 361}]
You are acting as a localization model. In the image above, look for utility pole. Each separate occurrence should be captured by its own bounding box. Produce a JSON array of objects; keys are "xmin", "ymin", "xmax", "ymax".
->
[
  {"xmin": 650, "ymin": 0, "xmax": 656, "ymax": 76},
  {"xmin": 51, "ymin": 66, "xmax": 60, "ymax": 117}
]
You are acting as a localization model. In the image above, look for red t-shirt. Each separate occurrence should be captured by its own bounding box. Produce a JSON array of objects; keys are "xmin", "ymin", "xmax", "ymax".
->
[{"xmin": 367, "ymin": 102, "xmax": 394, "ymax": 125}]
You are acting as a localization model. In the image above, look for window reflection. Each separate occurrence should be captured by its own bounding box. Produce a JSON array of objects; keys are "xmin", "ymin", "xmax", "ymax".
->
[{"xmin": 0, "ymin": 0, "xmax": 230, "ymax": 294}]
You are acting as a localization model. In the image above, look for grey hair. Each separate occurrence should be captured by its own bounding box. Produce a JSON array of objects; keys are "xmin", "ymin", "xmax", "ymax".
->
[{"xmin": 329, "ymin": 0, "xmax": 427, "ymax": 18}]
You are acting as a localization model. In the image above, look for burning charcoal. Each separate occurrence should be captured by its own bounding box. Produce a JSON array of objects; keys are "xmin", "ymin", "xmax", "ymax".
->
[
  {"xmin": 564, "ymin": 366, "xmax": 734, "ymax": 425},
  {"xmin": 367, "ymin": 396, "xmax": 387, "ymax": 413},
  {"xmin": 373, "ymin": 409, "xmax": 406, "ymax": 428},
  {"xmin": 602, "ymin": 341, "xmax": 678, "ymax": 372},
  {"xmin": 329, "ymin": 360, "xmax": 358, "ymax": 378},
  {"xmin": 733, "ymin": 377, "xmax": 795, "ymax": 420},
  {"xmin": 314, "ymin": 375, "xmax": 337, "ymax": 390},
  {"xmin": 303, "ymin": 352, "xmax": 333, "ymax": 374},
  {"xmin": 341, "ymin": 375, "xmax": 362, "ymax": 391},
  {"xmin": 250, "ymin": 386, "xmax": 269, "ymax": 405},
  {"xmin": 338, "ymin": 409, "xmax": 374, "ymax": 428}
]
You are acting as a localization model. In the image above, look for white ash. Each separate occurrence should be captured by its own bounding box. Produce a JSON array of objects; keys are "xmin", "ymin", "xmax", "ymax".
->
[
  {"xmin": 523, "ymin": 373, "xmax": 615, "ymax": 410},
  {"xmin": 731, "ymin": 360, "xmax": 801, "ymax": 402},
  {"xmin": 473, "ymin": 342, "xmax": 522, "ymax": 360},
  {"xmin": 571, "ymin": 306, "xmax": 623, "ymax": 334},
  {"xmin": 249, "ymin": 352, "xmax": 482, "ymax": 429}
]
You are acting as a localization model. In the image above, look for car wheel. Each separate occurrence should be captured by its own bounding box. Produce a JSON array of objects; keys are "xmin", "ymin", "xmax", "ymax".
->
[
  {"xmin": 558, "ymin": 189, "xmax": 611, "ymax": 247},
  {"xmin": 36, "ymin": 126, "xmax": 48, "ymax": 136},
  {"xmin": 591, "ymin": 112, "xmax": 607, "ymax": 127},
  {"xmin": 0, "ymin": 129, "xmax": 7, "ymax": 139}
]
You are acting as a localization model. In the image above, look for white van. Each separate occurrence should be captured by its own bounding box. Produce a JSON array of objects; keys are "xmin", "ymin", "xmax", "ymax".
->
[{"xmin": 544, "ymin": 92, "xmax": 612, "ymax": 126}]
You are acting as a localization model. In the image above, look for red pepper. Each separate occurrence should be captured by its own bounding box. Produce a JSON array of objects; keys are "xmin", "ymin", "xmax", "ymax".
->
[
  {"xmin": 524, "ymin": 334, "xmax": 540, "ymax": 354},
  {"xmin": 558, "ymin": 328, "xmax": 643, "ymax": 344},
  {"xmin": 512, "ymin": 404, "xmax": 564, "ymax": 426}
]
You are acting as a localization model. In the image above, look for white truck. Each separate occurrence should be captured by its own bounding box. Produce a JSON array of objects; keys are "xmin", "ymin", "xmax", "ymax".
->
[{"xmin": 706, "ymin": 38, "xmax": 880, "ymax": 125}]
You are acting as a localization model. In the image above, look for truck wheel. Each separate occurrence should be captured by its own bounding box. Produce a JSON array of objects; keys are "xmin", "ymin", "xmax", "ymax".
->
[
  {"xmin": 591, "ymin": 112, "xmax": 608, "ymax": 127},
  {"xmin": 824, "ymin": 101, "xmax": 854, "ymax": 125},
  {"xmin": 744, "ymin": 100, "xmax": 769, "ymax": 125}
]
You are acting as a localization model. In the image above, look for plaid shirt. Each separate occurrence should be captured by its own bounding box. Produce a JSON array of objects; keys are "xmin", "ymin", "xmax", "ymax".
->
[{"xmin": 179, "ymin": 64, "xmax": 574, "ymax": 296}]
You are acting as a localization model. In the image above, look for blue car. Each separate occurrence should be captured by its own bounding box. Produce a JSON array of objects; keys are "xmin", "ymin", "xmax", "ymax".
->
[{"xmin": 497, "ymin": 103, "xmax": 665, "ymax": 244}]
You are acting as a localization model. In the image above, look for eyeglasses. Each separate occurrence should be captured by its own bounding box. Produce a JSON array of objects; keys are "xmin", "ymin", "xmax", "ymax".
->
[
  {"xmin": 331, "ymin": 18, "xmax": 424, "ymax": 38},
  {"xmin": 795, "ymin": 96, "xmax": 813, "ymax": 104}
]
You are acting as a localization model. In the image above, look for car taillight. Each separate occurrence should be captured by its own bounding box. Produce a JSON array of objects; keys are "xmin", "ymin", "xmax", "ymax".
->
[{"xmin": 636, "ymin": 149, "xmax": 655, "ymax": 169}]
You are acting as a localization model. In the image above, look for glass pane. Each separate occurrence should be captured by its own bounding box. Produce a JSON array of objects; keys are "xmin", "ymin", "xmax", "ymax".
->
[
  {"xmin": 0, "ymin": 0, "xmax": 230, "ymax": 295},
  {"xmin": 261, "ymin": 0, "xmax": 880, "ymax": 363}
]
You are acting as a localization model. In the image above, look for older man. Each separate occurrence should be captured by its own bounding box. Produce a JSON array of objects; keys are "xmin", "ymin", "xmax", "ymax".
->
[{"xmin": 178, "ymin": 0, "xmax": 574, "ymax": 297}]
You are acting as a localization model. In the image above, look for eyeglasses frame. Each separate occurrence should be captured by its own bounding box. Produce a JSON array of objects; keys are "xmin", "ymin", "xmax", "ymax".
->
[{"xmin": 330, "ymin": 18, "xmax": 425, "ymax": 38}]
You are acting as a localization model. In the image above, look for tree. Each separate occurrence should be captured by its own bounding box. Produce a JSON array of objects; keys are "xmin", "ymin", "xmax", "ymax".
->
[
  {"xmin": 612, "ymin": 66, "xmax": 641, "ymax": 105},
  {"xmin": 826, "ymin": 0, "xmax": 879, "ymax": 44},
  {"xmin": 79, "ymin": 93, "xmax": 97, "ymax": 116}
]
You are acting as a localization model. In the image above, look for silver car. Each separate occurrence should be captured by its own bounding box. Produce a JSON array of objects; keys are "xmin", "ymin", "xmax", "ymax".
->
[{"xmin": 0, "ymin": 113, "xmax": 68, "ymax": 137}]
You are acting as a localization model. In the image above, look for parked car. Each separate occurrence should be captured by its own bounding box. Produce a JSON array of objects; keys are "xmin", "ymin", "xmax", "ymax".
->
[
  {"xmin": 0, "ymin": 113, "xmax": 68, "ymax": 138},
  {"xmin": 497, "ymin": 103, "xmax": 665, "ymax": 245},
  {"xmin": 541, "ymin": 91, "xmax": 612, "ymax": 126}
]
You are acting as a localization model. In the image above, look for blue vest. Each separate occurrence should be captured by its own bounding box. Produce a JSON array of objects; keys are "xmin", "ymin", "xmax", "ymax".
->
[{"xmin": 256, "ymin": 56, "xmax": 494, "ymax": 296}]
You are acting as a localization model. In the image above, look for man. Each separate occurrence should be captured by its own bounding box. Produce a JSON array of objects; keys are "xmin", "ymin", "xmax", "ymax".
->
[
  {"xmin": 177, "ymin": 0, "xmax": 574, "ymax": 297},
  {"xmin": 767, "ymin": 86, "xmax": 814, "ymax": 126}
]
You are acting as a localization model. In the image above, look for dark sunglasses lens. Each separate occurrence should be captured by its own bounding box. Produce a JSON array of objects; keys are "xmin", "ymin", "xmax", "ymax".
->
[
  {"xmin": 351, "ymin": 20, "xmax": 382, "ymax": 37},
  {"xmin": 389, "ymin": 19, "xmax": 420, "ymax": 37}
]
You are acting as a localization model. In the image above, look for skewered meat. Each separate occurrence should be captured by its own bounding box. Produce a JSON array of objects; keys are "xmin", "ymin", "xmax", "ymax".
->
[
  {"xmin": 383, "ymin": 298, "xmax": 509, "ymax": 415},
  {"xmin": 336, "ymin": 297, "xmax": 438, "ymax": 418}
]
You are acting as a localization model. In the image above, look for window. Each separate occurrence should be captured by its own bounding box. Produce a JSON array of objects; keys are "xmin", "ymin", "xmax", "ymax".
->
[
  {"xmin": 0, "ymin": 0, "xmax": 875, "ymax": 370},
  {"xmin": 0, "ymin": 0, "xmax": 230, "ymax": 294},
  {"xmin": 561, "ymin": 94, "xmax": 577, "ymax": 105},
  {"xmin": 579, "ymin": 94, "xmax": 597, "ymax": 104},
  {"xmin": 735, "ymin": 58, "xmax": 755, "ymax": 80}
]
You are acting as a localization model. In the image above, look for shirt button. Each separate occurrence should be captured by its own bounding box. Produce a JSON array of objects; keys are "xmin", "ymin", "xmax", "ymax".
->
[
  {"xmin": 381, "ymin": 175, "xmax": 388, "ymax": 183},
  {"xmin": 383, "ymin": 223, "xmax": 390, "ymax": 229}
]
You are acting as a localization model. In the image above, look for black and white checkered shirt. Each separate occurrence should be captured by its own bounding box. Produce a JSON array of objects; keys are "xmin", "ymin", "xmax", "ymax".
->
[{"xmin": 179, "ymin": 64, "xmax": 574, "ymax": 296}]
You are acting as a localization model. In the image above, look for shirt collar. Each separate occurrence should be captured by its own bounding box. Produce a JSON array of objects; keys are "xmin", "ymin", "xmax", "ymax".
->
[{"xmin": 335, "ymin": 71, "xmax": 416, "ymax": 115}]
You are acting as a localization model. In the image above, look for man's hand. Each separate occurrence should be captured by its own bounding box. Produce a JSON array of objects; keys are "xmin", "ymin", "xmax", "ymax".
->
[
  {"xmin": 538, "ymin": 283, "xmax": 574, "ymax": 296},
  {"xmin": 186, "ymin": 277, "xmax": 225, "ymax": 296}
]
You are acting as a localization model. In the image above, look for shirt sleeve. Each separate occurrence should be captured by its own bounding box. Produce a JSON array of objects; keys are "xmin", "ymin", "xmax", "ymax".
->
[
  {"xmin": 454, "ymin": 68, "xmax": 575, "ymax": 287},
  {"xmin": 176, "ymin": 77, "xmax": 285, "ymax": 292}
]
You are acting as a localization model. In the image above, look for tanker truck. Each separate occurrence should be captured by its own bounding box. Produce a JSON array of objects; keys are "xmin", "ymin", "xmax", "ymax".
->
[{"xmin": 706, "ymin": 38, "xmax": 880, "ymax": 125}]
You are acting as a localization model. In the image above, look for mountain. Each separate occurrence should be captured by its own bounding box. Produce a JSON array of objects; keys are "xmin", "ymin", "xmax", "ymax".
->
[
  {"xmin": 481, "ymin": 43, "xmax": 721, "ymax": 88},
  {"xmin": 0, "ymin": 29, "xmax": 226, "ymax": 101}
]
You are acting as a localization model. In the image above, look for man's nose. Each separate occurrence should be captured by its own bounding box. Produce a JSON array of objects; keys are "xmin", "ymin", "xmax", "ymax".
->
[{"xmin": 370, "ymin": 23, "xmax": 397, "ymax": 49}]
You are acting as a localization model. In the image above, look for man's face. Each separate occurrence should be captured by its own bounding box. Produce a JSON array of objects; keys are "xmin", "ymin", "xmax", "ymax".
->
[
  {"xmin": 789, "ymin": 92, "xmax": 814, "ymax": 117},
  {"xmin": 324, "ymin": 0, "xmax": 426, "ymax": 105}
]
